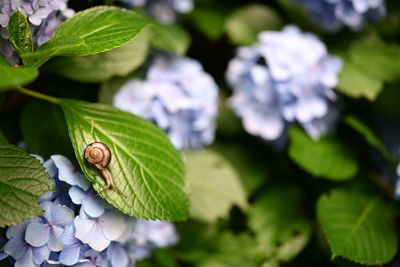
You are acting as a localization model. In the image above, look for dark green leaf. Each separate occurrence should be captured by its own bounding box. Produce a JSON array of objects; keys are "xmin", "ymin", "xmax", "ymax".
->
[
  {"xmin": 20, "ymin": 100, "xmax": 74, "ymax": 159},
  {"xmin": 189, "ymin": 6, "xmax": 228, "ymax": 40},
  {"xmin": 59, "ymin": 99, "xmax": 188, "ymax": 221},
  {"xmin": 0, "ymin": 130, "xmax": 7, "ymax": 143},
  {"xmin": 151, "ymin": 23, "xmax": 191, "ymax": 55},
  {"xmin": 225, "ymin": 4, "xmax": 282, "ymax": 46},
  {"xmin": 288, "ymin": 127, "xmax": 358, "ymax": 181},
  {"xmin": 22, "ymin": 6, "xmax": 149, "ymax": 67},
  {"xmin": 317, "ymin": 190, "xmax": 397, "ymax": 265},
  {"xmin": 0, "ymin": 143, "xmax": 53, "ymax": 227},
  {"xmin": 186, "ymin": 149, "xmax": 247, "ymax": 223},
  {"xmin": 43, "ymin": 27, "xmax": 151, "ymax": 83},
  {"xmin": 0, "ymin": 56, "xmax": 38, "ymax": 91},
  {"xmin": 98, "ymin": 77, "xmax": 128, "ymax": 105},
  {"xmin": 8, "ymin": 11, "xmax": 33, "ymax": 55}
]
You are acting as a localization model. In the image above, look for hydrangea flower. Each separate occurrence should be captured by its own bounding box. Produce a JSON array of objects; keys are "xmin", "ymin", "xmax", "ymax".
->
[
  {"xmin": 113, "ymin": 55, "xmax": 219, "ymax": 150},
  {"xmin": 293, "ymin": 0, "xmax": 386, "ymax": 32},
  {"xmin": 0, "ymin": 0, "xmax": 74, "ymax": 64},
  {"xmin": 226, "ymin": 25, "xmax": 342, "ymax": 141},
  {"xmin": 132, "ymin": 219, "xmax": 178, "ymax": 247},
  {"xmin": 117, "ymin": 0, "xmax": 193, "ymax": 23}
]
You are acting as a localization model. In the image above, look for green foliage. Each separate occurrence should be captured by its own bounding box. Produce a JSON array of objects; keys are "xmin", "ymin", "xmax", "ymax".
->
[
  {"xmin": 43, "ymin": 27, "xmax": 151, "ymax": 83},
  {"xmin": 0, "ymin": 130, "xmax": 7, "ymax": 143},
  {"xmin": 189, "ymin": 5, "xmax": 228, "ymax": 40},
  {"xmin": 0, "ymin": 143, "xmax": 53, "ymax": 227},
  {"xmin": 8, "ymin": 11, "xmax": 33, "ymax": 55},
  {"xmin": 248, "ymin": 186, "xmax": 311, "ymax": 263},
  {"xmin": 185, "ymin": 149, "xmax": 247, "ymax": 223},
  {"xmin": 0, "ymin": 56, "xmax": 38, "ymax": 91},
  {"xmin": 20, "ymin": 100, "xmax": 74, "ymax": 159},
  {"xmin": 22, "ymin": 6, "xmax": 149, "ymax": 67},
  {"xmin": 59, "ymin": 99, "xmax": 188, "ymax": 221},
  {"xmin": 288, "ymin": 127, "xmax": 359, "ymax": 181},
  {"xmin": 150, "ymin": 23, "xmax": 191, "ymax": 55},
  {"xmin": 317, "ymin": 190, "xmax": 397, "ymax": 265},
  {"xmin": 225, "ymin": 4, "xmax": 282, "ymax": 46}
]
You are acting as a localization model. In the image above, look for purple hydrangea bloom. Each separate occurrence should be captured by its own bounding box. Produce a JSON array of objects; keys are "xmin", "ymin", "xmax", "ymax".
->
[
  {"xmin": 59, "ymin": 225, "xmax": 87, "ymax": 265},
  {"xmin": 0, "ymin": 0, "xmax": 74, "ymax": 64},
  {"xmin": 294, "ymin": 0, "xmax": 386, "ymax": 32},
  {"xmin": 226, "ymin": 25, "xmax": 342, "ymax": 141},
  {"xmin": 132, "ymin": 219, "xmax": 178, "ymax": 248},
  {"xmin": 117, "ymin": 0, "xmax": 193, "ymax": 23},
  {"xmin": 113, "ymin": 55, "xmax": 219, "ymax": 150},
  {"xmin": 69, "ymin": 186, "xmax": 110, "ymax": 218}
]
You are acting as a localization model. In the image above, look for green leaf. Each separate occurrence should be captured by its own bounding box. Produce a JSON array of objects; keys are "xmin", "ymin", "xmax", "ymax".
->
[
  {"xmin": 8, "ymin": 11, "xmax": 33, "ymax": 55},
  {"xmin": 248, "ymin": 186, "xmax": 311, "ymax": 262},
  {"xmin": 59, "ymin": 99, "xmax": 188, "ymax": 221},
  {"xmin": 0, "ymin": 130, "xmax": 7, "ymax": 143},
  {"xmin": 317, "ymin": 190, "xmax": 397, "ymax": 265},
  {"xmin": 20, "ymin": 100, "xmax": 74, "ymax": 159},
  {"xmin": 0, "ymin": 56, "xmax": 38, "ymax": 91},
  {"xmin": 0, "ymin": 143, "xmax": 53, "ymax": 227},
  {"xmin": 288, "ymin": 127, "xmax": 358, "ymax": 181},
  {"xmin": 186, "ymin": 149, "xmax": 247, "ymax": 223},
  {"xmin": 150, "ymin": 23, "xmax": 191, "ymax": 55},
  {"xmin": 189, "ymin": 6, "xmax": 228, "ymax": 40},
  {"xmin": 43, "ymin": 27, "xmax": 151, "ymax": 83},
  {"xmin": 98, "ymin": 77, "xmax": 128, "ymax": 105},
  {"xmin": 225, "ymin": 4, "xmax": 282, "ymax": 46},
  {"xmin": 22, "ymin": 6, "xmax": 149, "ymax": 67}
]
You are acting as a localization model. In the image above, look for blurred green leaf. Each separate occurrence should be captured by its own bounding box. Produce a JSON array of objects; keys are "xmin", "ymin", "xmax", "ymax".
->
[
  {"xmin": 8, "ymin": 11, "xmax": 33, "ymax": 55},
  {"xmin": 0, "ymin": 143, "xmax": 53, "ymax": 227},
  {"xmin": 189, "ymin": 6, "xmax": 228, "ymax": 40},
  {"xmin": 225, "ymin": 4, "xmax": 282, "ymax": 46},
  {"xmin": 43, "ymin": 27, "xmax": 151, "ymax": 83},
  {"xmin": 151, "ymin": 23, "xmax": 191, "ymax": 55},
  {"xmin": 0, "ymin": 130, "xmax": 7, "ymax": 143},
  {"xmin": 317, "ymin": 189, "xmax": 397, "ymax": 265},
  {"xmin": 248, "ymin": 186, "xmax": 311, "ymax": 262},
  {"xmin": 98, "ymin": 77, "xmax": 128, "ymax": 105},
  {"xmin": 288, "ymin": 127, "xmax": 358, "ymax": 181},
  {"xmin": 186, "ymin": 149, "xmax": 247, "ymax": 222},
  {"xmin": 0, "ymin": 56, "xmax": 38, "ymax": 91},
  {"xmin": 22, "ymin": 6, "xmax": 149, "ymax": 67},
  {"xmin": 60, "ymin": 99, "xmax": 189, "ymax": 220},
  {"xmin": 20, "ymin": 100, "xmax": 74, "ymax": 159}
]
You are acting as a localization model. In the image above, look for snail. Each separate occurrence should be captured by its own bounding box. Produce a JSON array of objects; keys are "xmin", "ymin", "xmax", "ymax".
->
[{"xmin": 84, "ymin": 142, "xmax": 115, "ymax": 193}]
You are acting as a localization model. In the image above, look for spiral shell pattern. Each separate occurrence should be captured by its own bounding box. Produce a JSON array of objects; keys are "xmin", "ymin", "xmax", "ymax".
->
[{"xmin": 84, "ymin": 142, "xmax": 111, "ymax": 170}]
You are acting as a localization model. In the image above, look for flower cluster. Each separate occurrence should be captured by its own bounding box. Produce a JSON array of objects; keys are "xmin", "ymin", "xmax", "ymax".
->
[
  {"xmin": 293, "ymin": 0, "xmax": 386, "ymax": 32},
  {"xmin": 117, "ymin": 0, "xmax": 193, "ymax": 23},
  {"xmin": 113, "ymin": 55, "xmax": 219, "ymax": 151},
  {"xmin": 0, "ymin": 155, "xmax": 178, "ymax": 267},
  {"xmin": 226, "ymin": 25, "xmax": 342, "ymax": 141},
  {"xmin": 0, "ymin": 0, "xmax": 74, "ymax": 64}
]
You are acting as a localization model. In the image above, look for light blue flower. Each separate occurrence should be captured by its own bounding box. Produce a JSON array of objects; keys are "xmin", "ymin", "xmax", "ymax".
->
[
  {"xmin": 113, "ymin": 55, "xmax": 219, "ymax": 150},
  {"xmin": 293, "ymin": 0, "xmax": 386, "ymax": 32},
  {"xmin": 105, "ymin": 242, "xmax": 129, "ymax": 267},
  {"xmin": 74, "ymin": 210, "xmax": 127, "ymax": 252},
  {"xmin": 226, "ymin": 25, "xmax": 342, "ymax": 141},
  {"xmin": 25, "ymin": 201, "xmax": 74, "ymax": 252},
  {"xmin": 132, "ymin": 219, "xmax": 178, "ymax": 248},
  {"xmin": 69, "ymin": 186, "xmax": 110, "ymax": 218},
  {"xmin": 3, "ymin": 220, "xmax": 51, "ymax": 267},
  {"xmin": 59, "ymin": 225, "xmax": 87, "ymax": 266}
]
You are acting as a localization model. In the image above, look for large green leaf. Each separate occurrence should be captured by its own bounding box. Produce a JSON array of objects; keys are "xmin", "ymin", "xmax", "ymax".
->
[
  {"xmin": 288, "ymin": 127, "xmax": 358, "ymax": 181},
  {"xmin": 59, "ymin": 99, "xmax": 188, "ymax": 221},
  {"xmin": 43, "ymin": 27, "xmax": 151, "ymax": 83},
  {"xmin": 8, "ymin": 11, "xmax": 33, "ymax": 55},
  {"xmin": 0, "ymin": 56, "xmax": 38, "ymax": 91},
  {"xmin": 0, "ymin": 143, "xmax": 53, "ymax": 227},
  {"xmin": 22, "ymin": 6, "xmax": 149, "ymax": 67},
  {"xmin": 248, "ymin": 186, "xmax": 311, "ymax": 262},
  {"xmin": 317, "ymin": 190, "xmax": 397, "ymax": 265},
  {"xmin": 225, "ymin": 4, "xmax": 282, "ymax": 46},
  {"xmin": 186, "ymin": 149, "xmax": 247, "ymax": 223},
  {"xmin": 150, "ymin": 23, "xmax": 191, "ymax": 55}
]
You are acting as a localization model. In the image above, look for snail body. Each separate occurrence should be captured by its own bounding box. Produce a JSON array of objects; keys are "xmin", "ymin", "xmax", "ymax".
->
[{"xmin": 84, "ymin": 142, "xmax": 114, "ymax": 191}]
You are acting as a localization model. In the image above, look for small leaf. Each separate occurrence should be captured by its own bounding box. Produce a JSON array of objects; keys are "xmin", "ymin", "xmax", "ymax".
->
[
  {"xmin": 225, "ymin": 4, "xmax": 282, "ymax": 46},
  {"xmin": 288, "ymin": 127, "xmax": 358, "ymax": 181},
  {"xmin": 22, "ymin": 6, "xmax": 149, "ymax": 67},
  {"xmin": 0, "ymin": 143, "xmax": 53, "ymax": 227},
  {"xmin": 59, "ymin": 99, "xmax": 188, "ymax": 221},
  {"xmin": 186, "ymin": 149, "xmax": 247, "ymax": 223},
  {"xmin": 8, "ymin": 11, "xmax": 33, "ymax": 55},
  {"xmin": 317, "ymin": 189, "xmax": 397, "ymax": 265},
  {"xmin": 20, "ymin": 100, "xmax": 74, "ymax": 159},
  {"xmin": 0, "ymin": 56, "xmax": 38, "ymax": 91},
  {"xmin": 43, "ymin": 27, "xmax": 151, "ymax": 83},
  {"xmin": 150, "ymin": 23, "xmax": 191, "ymax": 55},
  {"xmin": 248, "ymin": 186, "xmax": 311, "ymax": 262}
]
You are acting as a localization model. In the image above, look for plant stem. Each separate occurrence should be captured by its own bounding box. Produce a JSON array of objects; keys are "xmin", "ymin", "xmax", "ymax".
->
[{"xmin": 16, "ymin": 86, "xmax": 60, "ymax": 105}]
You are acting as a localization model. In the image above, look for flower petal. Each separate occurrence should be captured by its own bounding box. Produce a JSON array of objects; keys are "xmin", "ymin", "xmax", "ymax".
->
[
  {"xmin": 15, "ymin": 247, "xmax": 36, "ymax": 267},
  {"xmin": 100, "ymin": 210, "xmax": 127, "ymax": 241},
  {"xmin": 32, "ymin": 245, "xmax": 51, "ymax": 264},
  {"xmin": 51, "ymin": 155, "xmax": 90, "ymax": 190},
  {"xmin": 47, "ymin": 226, "xmax": 64, "ymax": 252},
  {"xmin": 3, "ymin": 238, "xmax": 28, "ymax": 260},
  {"xmin": 82, "ymin": 195, "xmax": 106, "ymax": 218},
  {"xmin": 25, "ymin": 221, "xmax": 50, "ymax": 248},
  {"xmin": 59, "ymin": 243, "xmax": 81, "ymax": 265}
]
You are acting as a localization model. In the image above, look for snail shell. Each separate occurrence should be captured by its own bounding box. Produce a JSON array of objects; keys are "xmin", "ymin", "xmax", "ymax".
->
[{"xmin": 84, "ymin": 142, "xmax": 111, "ymax": 170}]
